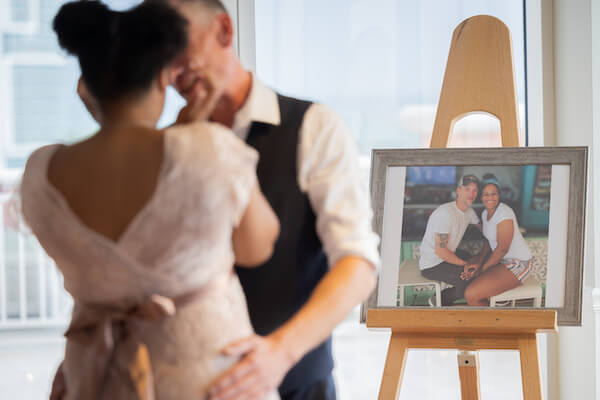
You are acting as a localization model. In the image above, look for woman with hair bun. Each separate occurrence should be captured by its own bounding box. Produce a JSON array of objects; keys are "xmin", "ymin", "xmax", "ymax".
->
[
  {"xmin": 19, "ymin": 1, "xmax": 280, "ymax": 399},
  {"xmin": 463, "ymin": 173, "xmax": 533, "ymax": 306}
]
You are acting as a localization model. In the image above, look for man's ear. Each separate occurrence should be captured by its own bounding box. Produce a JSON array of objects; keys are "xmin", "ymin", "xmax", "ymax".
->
[{"xmin": 215, "ymin": 12, "xmax": 233, "ymax": 47}]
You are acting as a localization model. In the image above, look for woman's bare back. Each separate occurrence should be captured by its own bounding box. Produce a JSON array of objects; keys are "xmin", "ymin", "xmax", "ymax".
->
[{"xmin": 47, "ymin": 127, "xmax": 164, "ymax": 242}]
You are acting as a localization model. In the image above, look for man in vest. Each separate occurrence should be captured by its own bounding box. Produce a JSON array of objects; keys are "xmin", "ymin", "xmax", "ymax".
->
[{"xmin": 160, "ymin": 0, "xmax": 380, "ymax": 399}]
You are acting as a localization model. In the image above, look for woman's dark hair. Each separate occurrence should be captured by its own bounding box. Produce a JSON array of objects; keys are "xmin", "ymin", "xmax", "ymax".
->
[
  {"xmin": 53, "ymin": 0, "xmax": 188, "ymax": 102},
  {"xmin": 481, "ymin": 173, "xmax": 501, "ymax": 194}
]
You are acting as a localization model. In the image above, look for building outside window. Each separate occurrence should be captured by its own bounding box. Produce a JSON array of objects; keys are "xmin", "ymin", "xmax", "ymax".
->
[{"xmin": 0, "ymin": 1, "xmax": 142, "ymax": 397}]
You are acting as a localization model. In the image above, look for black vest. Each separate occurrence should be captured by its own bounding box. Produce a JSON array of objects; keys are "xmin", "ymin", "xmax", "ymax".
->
[{"xmin": 235, "ymin": 94, "xmax": 333, "ymax": 394}]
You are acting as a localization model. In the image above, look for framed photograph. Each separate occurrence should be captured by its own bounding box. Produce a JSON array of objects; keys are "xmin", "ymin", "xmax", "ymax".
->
[{"xmin": 362, "ymin": 147, "xmax": 588, "ymax": 326}]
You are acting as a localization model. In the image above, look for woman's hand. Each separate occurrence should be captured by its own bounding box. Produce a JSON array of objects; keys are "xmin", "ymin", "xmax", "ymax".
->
[{"xmin": 461, "ymin": 263, "xmax": 480, "ymax": 280}]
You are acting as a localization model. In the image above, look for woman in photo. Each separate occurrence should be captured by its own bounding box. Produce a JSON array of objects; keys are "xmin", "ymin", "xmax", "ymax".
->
[
  {"xmin": 463, "ymin": 173, "xmax": 533, "ymax": 306},
  {"xmin": 20, "ymin": 1, "xmax": 280, "ymax": 398}
]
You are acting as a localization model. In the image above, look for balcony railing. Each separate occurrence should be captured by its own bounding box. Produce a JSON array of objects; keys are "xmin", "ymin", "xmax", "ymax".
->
[{"xmin": 0, "ymin": 193, "xmax": 71, "ymax": 329}]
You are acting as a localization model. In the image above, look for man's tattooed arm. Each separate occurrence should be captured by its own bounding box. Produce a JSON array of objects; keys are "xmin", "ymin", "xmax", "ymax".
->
[
  {"xmin": 434, "ymin": 232, "xmax": 470, "ymax": 268},
  {"xmin": 435, "ymin": 233, "xmax": 449, "ymax": 249}
]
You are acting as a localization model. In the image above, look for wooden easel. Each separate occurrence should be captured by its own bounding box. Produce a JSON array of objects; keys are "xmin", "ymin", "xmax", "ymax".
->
[
  {"xmin": 367, "ymin": 16, "xmax": 558, "ymax": 399},
  {"xmin": 368, "ymin": 309, "xmax": 556, "ymax": 399},
  {"xmin": 430, "ymin": 15, "xmax": 521, "ymax": 148}
]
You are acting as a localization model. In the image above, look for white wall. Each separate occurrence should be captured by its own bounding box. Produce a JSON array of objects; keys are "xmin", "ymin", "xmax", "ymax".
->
[
  {"xmin": 592, "ymin": 0, "xmax": 600, "ymax": 398},
  {"xmin": 552, "ymin": 0, "xmax": 597, "ymax": 399},
  {"xmin": 592, "ymin": 0, "xmax": 600, "ymax": 291}
]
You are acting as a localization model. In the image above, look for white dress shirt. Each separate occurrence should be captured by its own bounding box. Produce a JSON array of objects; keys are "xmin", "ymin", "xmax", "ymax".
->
[{"xmin": 232, "ymin": 77, "xmax": 380, "ymax": 269}]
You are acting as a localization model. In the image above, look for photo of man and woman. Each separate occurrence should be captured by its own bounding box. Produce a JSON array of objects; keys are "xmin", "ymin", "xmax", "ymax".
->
[{"xmin": 397, "ymin": 165, "xmax": 551, "ymax": 308}]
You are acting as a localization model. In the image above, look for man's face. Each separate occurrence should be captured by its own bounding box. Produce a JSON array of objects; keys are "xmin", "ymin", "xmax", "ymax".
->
[
  {"xmin": 171, "ymin": 4, "xmax": 230, "ymax": 102},
  {"xmin": 456, "ymin": 182, "xmax": 478, "ymax": 208}
]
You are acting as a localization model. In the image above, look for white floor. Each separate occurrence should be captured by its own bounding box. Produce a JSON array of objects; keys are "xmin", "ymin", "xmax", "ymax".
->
[
  {"xmin": 0, "ymin": 311, "xmax": 526, "ymax": 399},
  {"xmin": 0, "ymin": 329, "xmax": 65, "ymax": 399}
]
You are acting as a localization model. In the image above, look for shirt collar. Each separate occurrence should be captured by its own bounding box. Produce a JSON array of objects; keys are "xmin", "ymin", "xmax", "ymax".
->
[
  {"xmin": 232, "ymin": 75, "xmax": 281, "ymax": 132},
  {"xmin": 453, "ymin": 201, "xmax": 469, "ymax": 214}
]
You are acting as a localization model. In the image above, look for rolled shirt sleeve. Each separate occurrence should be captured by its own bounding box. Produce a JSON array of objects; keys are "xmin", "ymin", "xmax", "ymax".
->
[{"xmin": 297, "ymin": 103, "xmax": 380, "ymax": 270}]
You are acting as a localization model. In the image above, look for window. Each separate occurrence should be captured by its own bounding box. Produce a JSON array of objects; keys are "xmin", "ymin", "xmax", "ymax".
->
[
  {"xmin": 0, "ymin": 1, "xmax": 185, "ymax": 397},
  {"xmin": 0, "ymin": 0, "xmax": 92, "ymax": 327},
  {"xmin": 0, "ymin": 0, "xmax": 38, "ymax": 35},
  {"xmin": 0, "ymin": 0, "xmax": 548, "ymax": 398},
  {"xmin": 254, "ymin": 0, "xmax": 527, "ymax": 156},
  {"xmin": 252, "ymin": 1, "xmax": 532, "ymax": 398}
]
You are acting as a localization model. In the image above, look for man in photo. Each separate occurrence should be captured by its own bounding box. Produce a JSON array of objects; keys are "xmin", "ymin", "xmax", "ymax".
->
[{"xmin": 419, "ymin": 174, "xmax": 487, "ymax": 306}]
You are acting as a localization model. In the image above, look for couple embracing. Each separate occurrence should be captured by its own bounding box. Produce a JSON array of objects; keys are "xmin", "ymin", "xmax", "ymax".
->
[
  {"xmin": 17, "ymin": 0, "xmax": 380, "ymax": 399},
  {"xmin": 419, "ymin": 173, "xmax": 533, "ymax": 307}
]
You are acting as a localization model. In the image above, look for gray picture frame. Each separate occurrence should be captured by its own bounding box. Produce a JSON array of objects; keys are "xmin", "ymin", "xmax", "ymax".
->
[{"xmin": 360, "ymin": 147, "xmax": 588, "ymax": 326}]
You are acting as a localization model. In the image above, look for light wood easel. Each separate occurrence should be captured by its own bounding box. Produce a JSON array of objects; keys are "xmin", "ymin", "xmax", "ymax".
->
[
  {"xmin": 367, "ymin": 15, "xmax": 558, "ymax": 399},
  {"xmin": 430, "ymin": 15, "xmax": 521, "ymax": 148},
  {"xmin": 367, "ymin": 309, "xmax": 556, "ymax": 399}
]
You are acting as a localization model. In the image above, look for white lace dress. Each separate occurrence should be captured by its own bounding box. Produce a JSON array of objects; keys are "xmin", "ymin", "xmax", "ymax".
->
[{"xmin": 19, "ymin": 121, "xmax": 279, "ymax": 400}]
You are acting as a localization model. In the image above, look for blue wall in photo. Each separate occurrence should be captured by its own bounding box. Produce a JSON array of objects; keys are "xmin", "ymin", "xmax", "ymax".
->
[{"xmin": 520, "ymin": 165, "xmax": 551, "ymax": 231}]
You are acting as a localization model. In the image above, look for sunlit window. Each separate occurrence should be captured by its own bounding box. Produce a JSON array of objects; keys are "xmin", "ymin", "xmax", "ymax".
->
[
  {"xmin": 254, "ymin": 1, "xmax": 528, "ymax": 398},
  {"xmin": 255, "ymin": 0, "xmax": 526, "ymax": 153},
  {"xmin": 0, "ymin": 1, "xmax": 160, "ymax": 398},
  {"xmin": 0, "ymin": 0, "xmax": 533, "ymax": 398}
]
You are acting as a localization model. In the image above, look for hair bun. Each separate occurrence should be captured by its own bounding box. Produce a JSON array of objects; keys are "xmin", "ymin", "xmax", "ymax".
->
[
  {"xmin": 53, "ymin": 1, "xmax": 115, "ymax": 56},
  {"xmin": 111, "ymin": 2, "xmax": 188, "ymax": 94},
  {"xmin": 117, "ymin": 2, "xmax": 188, "ymax": 67},
  {"xmin": 52, "ymin": 1, "xmax": 187, "ymax": 102}
]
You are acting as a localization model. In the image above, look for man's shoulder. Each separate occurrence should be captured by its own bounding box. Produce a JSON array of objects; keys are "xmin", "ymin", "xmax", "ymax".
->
[
  {"xmin": 428, "ymin": 202, "xmax": 454, "ymax": 223},
  {"xmin": 433, "ymin": 202, "xmax": 454, "ymax": 214}
]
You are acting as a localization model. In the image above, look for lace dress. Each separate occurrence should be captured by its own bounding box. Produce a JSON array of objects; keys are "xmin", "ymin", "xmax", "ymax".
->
[{"xmin": 19, "ymin": 121, "xmax": 279, "ymax": 400}]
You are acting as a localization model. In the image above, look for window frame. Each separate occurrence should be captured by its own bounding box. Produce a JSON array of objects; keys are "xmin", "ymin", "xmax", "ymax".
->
[
  {"xmin": 525, "ymin": 0, "xmax": 555, "ymax": 147},
  {"xmin": 0, "ymin": 0, "xmax": 39, "ymax": 35},
  {"xmin": 236, "ymin": 0, "xmax": 556, "ymax": 398},
  {"xmin": 0, "ymin": 52, "xmax": 68, "ymax": 163}
]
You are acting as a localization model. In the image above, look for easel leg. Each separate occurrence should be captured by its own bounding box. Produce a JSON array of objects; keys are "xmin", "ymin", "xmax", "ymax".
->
[
  {"xmin": 378, "ymin": 333, "xmax": 409, "ymax": 400},
  {"xmin": 519, "ymin": 335, "xmax": 543, "ymax": 400},
  {"xmin": 458, "ymin": 351, "xmax": 481, "ymax": 400}
]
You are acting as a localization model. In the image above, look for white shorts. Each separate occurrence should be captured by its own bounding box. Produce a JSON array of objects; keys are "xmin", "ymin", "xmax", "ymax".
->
[{"xmin": 501, "ymin": 258, "xmax": 532, "ymax": 281}]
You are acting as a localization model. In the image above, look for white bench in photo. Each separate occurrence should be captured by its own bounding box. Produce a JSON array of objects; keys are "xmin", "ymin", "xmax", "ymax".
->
[
  {"xmin": 397, "ymin": 259, "xmax": 441, "ymax": 307},
  {"xmin": 489, "ymin": 273, "xmax": 543, "ymax": 307}
]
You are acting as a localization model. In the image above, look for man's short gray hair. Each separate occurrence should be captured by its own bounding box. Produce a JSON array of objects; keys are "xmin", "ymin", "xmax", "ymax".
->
[{"xmin": 149, "ymin": 0, "xmax": 227, "ymax": 14}]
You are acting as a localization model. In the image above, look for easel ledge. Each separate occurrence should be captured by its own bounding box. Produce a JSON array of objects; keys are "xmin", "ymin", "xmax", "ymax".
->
[{"xmin": 367, "ymin": 308, "xmax": 557, "ymax": 336}]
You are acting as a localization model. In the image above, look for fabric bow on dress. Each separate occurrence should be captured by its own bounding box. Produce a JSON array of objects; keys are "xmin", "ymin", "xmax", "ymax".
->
[{"xmin": 49, "ymin": 271, "xmax": 232, "ymax": 400}]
